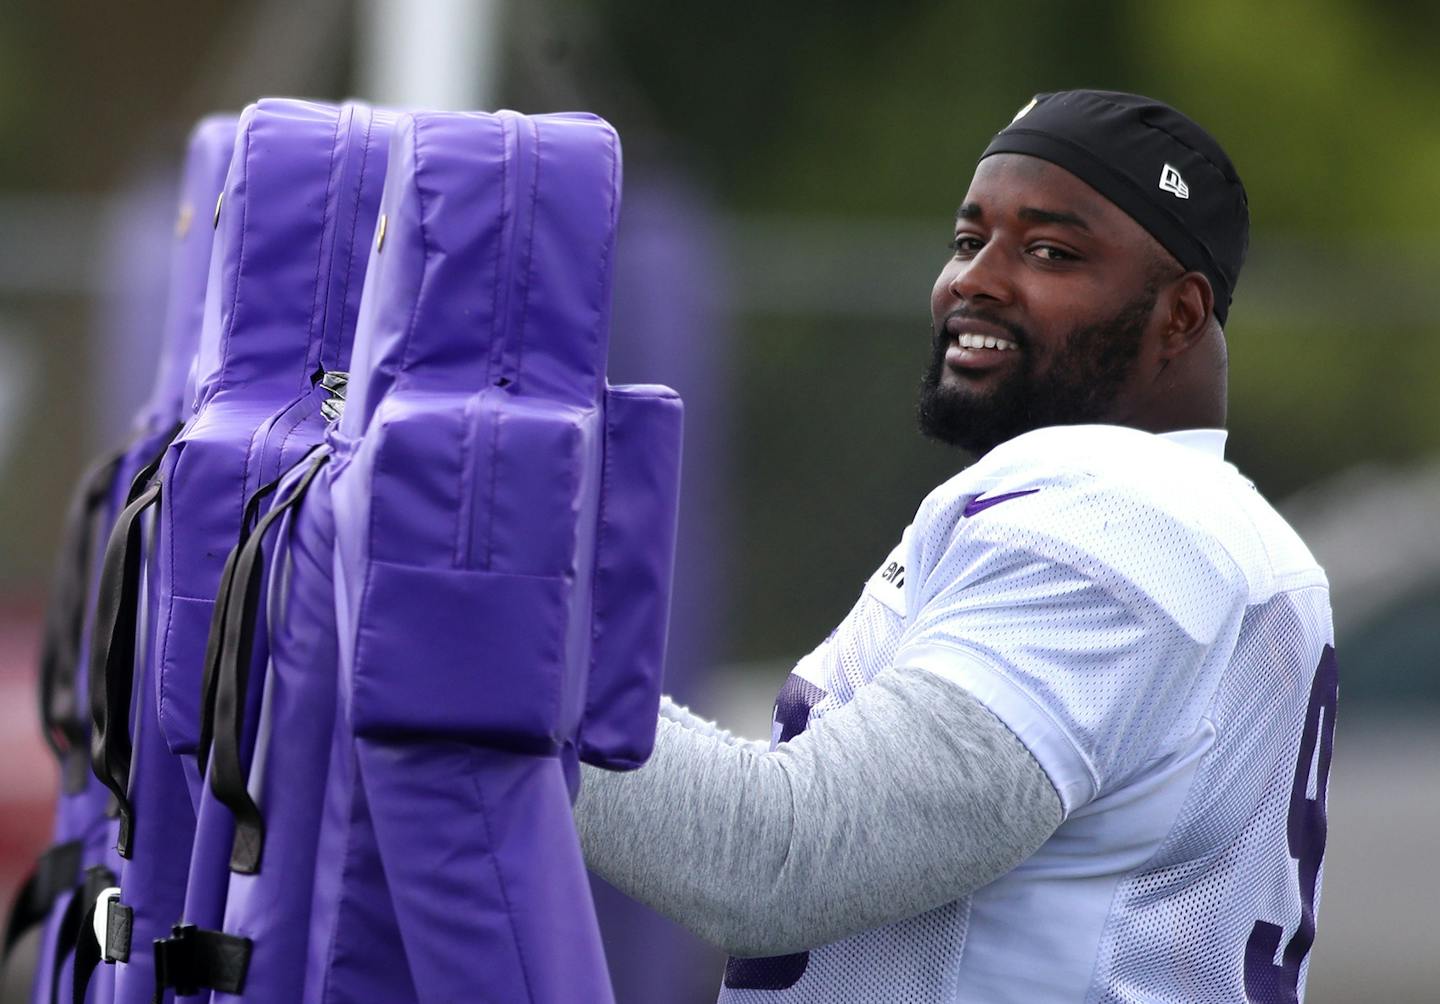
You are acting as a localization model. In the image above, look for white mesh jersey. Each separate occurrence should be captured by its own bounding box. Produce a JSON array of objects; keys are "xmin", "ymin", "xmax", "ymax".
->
[{"xmin": 719, "ymin": 425, "xmax": 1336, "ymax": 1004}]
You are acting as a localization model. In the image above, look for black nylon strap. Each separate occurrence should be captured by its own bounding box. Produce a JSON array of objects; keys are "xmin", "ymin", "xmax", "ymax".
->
[
  {"xmin": 196, "ymin": 472, "xmax": 285, "ymax": 772},
  {"xmin": 152, "ymin": 923, "xmax": 252, "ymax": 999},
  {"xmin": 1, "ymin": 839, "xmax": 81, "ymax": 963},
  {"xmin": 39, "ymin": 447, "xmax": 126, "ymax": 794},
  {"xmin": 55, "ymin": 888, "xmax": 86, "ymax": 1004},
  {"xmin": 85, "ymin": 429, "xmax": 179, "ymax": 860},
  {"xmin": 62, "ymin": 865, "xmax": 116, "ymax": 1004},
  {"xmin": 1, "ymin": 868, "xmax": 47, "ymax": 968},
  {"xmin": 209, "ymin": 450, "xmax": 328, "ymax": 875},
  {"xmin": 86, "ymin": 480, "xmax": 161, "ymax": 860}
]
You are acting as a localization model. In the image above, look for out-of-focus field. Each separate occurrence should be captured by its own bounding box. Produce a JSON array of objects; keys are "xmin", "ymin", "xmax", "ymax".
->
[{"xmin": 1306, "ymin": 713, "xmax": 1440, "ymax": 1003}]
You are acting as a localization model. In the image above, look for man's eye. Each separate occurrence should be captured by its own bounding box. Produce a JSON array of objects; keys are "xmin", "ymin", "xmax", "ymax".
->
[
  {"xmin": 1029, "ymin": 244, "xmax": 1075, "ymax": 262},
  {"xmin": 949, "ymin": 235, "xmax": 983, "ymax": 255}
]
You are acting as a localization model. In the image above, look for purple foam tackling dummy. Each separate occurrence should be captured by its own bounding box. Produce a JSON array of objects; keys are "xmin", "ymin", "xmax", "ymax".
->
[
  {"xmin": 159, "ymin": 98, "xmax": 382, "ymax": 774},
  {"xmin": 171, "ymin": 100, "xmax": 391, "ymax": 1004},
  {"xmin": 344, "ymin": 107, "xmax": 613, "ymax": 1004},
  {"xmin": 22, "ymin": 114, "xmax": 235, "ymax": 1004},
  {"xmin": 80, "ymin": 100, "xmax": 383, "ymax": 1004},
  {"xmin": 307, "ymin": 108, "xmax": 682, "ymax": 1003},
  {"xmin": 208, "ymin": 453, "xmax": 357, "ymax": 1004},
  {"xmin": 160, "ymin": 104, "xmax": 393, "ymax": 1004}
]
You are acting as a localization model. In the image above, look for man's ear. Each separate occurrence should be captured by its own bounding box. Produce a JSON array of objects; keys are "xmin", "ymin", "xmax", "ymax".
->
[{"xmin": 1157, "ymin": 271, "xmax": 1215, "ymax": 359}]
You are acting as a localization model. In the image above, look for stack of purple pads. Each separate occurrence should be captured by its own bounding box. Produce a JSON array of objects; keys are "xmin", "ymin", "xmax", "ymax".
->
[{"xmin": 9, "ymin": 100, "xmax": 682, "ymax": 1004}]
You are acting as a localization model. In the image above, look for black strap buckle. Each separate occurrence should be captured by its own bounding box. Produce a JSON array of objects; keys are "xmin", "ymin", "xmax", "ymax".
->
[
  {"xmin": 153, "ymin": 923, "xmax": 252, "ymax": 997},
  {"xmin": 100, "ymin": 894, "xmax": 130, "ymax": 964}
]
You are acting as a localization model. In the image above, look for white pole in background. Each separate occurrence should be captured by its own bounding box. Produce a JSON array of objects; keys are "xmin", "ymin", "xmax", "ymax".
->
[{"xmin": 356, "ymin": 0, "xmax": 503, "ymax": 111}]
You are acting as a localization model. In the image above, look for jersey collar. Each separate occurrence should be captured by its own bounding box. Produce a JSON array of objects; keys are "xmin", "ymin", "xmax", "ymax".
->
[{"xmin": 1159, "ymin": 428, "xmax": 1227, "ymax": 459}]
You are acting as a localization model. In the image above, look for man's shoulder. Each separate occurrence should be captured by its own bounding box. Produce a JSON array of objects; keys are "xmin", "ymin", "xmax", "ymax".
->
[
  {"xmin": 970, "ymin": 423, "xmax": 1221, "ymax": 485},
  {"xmin": 918, "ymin": 424, "xmax": 1231, "ymax": 527},
  {"xmin": 909, "ymin": 425, "xmax": 1323, "ymax": 614}
]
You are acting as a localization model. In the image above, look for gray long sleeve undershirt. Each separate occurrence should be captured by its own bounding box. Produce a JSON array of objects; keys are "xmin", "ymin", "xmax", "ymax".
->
[{"xmin": 574, "ymin": 666, "xmax": 1063, "ymax": 959}]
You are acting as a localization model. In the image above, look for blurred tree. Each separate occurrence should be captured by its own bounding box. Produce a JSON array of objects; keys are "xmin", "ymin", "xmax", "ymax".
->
[
  {"xmin": 1120, "ymin": 0, "xmax": 1440, "ymax": 496},
  {"xmin": 0, "ymin": 2, "xmax": 225, "ymax": 190},
  {"xmin": 593, "ymin": 0, "xmax": 1134, "ymax": 214}
]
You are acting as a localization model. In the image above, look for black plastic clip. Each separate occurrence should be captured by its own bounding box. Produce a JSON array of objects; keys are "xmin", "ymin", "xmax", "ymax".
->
[{"xmin": 153, "ymin": 923, "xmax": 252, "ymax": 997}]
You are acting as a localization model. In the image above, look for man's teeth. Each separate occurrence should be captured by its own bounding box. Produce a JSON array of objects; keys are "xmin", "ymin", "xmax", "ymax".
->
[{"xmin": 956, "ymin": 333, "xmax": 1018, "ymax": 351}]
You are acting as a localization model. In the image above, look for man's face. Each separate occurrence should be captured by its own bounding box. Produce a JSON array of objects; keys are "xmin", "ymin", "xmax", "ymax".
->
[{"xmin": 919, "ymin": 153, "xmax": 1170, "ymax": 455}]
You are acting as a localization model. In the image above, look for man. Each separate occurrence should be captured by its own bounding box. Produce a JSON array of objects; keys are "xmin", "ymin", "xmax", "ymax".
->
[{"xmin": 577, "ymin": 90, "xmax": 1336, "ymax": 1003}]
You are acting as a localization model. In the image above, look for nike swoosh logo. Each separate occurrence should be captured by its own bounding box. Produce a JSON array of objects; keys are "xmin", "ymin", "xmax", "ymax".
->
[{"xmin": 962, "ymin": 489, "xmax": 1040, "ymax": 517}]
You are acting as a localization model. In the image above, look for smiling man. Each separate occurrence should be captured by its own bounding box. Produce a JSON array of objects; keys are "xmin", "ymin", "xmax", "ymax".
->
[{"xmin": 577, "ymin": 91, "xmax": 1337, "ymax": 1002}]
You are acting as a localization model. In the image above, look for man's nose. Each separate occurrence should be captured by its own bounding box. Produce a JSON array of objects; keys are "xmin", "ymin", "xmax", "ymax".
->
[{"xmin": 948, "ymin": 242, "xmax": 1014, "ymax": 306}]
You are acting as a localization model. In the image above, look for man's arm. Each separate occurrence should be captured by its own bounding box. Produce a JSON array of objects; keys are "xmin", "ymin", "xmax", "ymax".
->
[{"xmin": 574, "ymin": 665, "xmax": 1062, "ymax": 958}]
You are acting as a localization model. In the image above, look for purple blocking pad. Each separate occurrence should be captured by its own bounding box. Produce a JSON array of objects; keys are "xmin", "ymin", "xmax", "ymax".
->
[
  {"xmin": 208, "ymin": 453, "xmax": 373, "ymax": 1004},
  {"xmin": 20, "ymin": 114, "xmax": 235, "ymax": 1004},
  {"xmin": 579, "ymin": 384, "xmax": 683, "ymax": 769},
  {"xmin": 159, "ymin": 98, "xmax": 387, "ymax": 774},
  {"xmin": 309, "ymin": 109, "xmax": 682, "ymax": 1002},
  {"xmin": 170, "ymin": 101, "xmax": 391, "ymax": 1004},
  {"xmin": 81, "ymin": 99, "xmax": 388, "ymax": 1004}
]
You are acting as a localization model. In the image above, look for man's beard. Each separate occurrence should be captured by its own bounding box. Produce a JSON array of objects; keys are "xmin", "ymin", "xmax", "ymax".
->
[{"xmin": 916, "ymin": 287, "xmax": 1155, "ymax": 456}]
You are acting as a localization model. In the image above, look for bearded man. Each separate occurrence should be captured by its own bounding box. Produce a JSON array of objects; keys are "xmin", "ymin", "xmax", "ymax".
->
[{"xmin": 577, "ymin": 90, "xmax": 1337, "ymax": 1004}]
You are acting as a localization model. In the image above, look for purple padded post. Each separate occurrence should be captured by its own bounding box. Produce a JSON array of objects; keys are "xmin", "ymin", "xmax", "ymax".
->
[
  {"xmin": 343, "ymin": 111, "xmax": 620, "ymax": 748},
  {"xmin": 296, "ymin": 108, "xmax": 683, "ymax": 1004},
  {"xmin": 157, "ymin": 99, "xmax": 382, "ymax": 769},
  {"xmin": 85, "ymin": 99, "xmax": 385, "ymax": 1004},
  {"xmin": 207, "ymin": 455, "xmax": 381, "ymax": 1004},
  {"xmin": 166, "ymin": 106, "xmax": 394, "ymax": 1004},
  {"xmin": 28, "ymin": 114, "xmax": 235, "ymax": 1004},
  {"xmin": 348, "ymin": 108, "xmax": 616, "ymax": 1003},
  {"xmin": 171, "ymin": 100, "xmax": 391, "ymax": 1004},
  {"xmin": 312, "ymin": 108, "xmax": 688, "ymax": 1004}
]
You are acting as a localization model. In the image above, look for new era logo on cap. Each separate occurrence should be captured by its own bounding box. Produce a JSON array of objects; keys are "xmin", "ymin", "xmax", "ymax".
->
[{"xmin": 1159, "ymin": 163, "xmax": 1190, "ymax": 199}]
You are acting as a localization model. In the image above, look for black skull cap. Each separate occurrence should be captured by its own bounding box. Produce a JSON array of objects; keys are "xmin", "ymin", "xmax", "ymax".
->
[{"xmin": 982, "ymin": 90, "xmax": 1249, "ymax": 325}]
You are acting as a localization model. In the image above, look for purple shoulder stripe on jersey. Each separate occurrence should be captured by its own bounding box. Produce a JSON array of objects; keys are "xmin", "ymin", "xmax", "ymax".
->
[{"xmin": 962, "ymin": 488, "xmax": 1040, "ymax": 518}]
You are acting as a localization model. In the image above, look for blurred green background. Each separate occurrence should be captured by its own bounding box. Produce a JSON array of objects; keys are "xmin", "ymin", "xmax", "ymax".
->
[{"xmin": 0, "ymin": 1, "xmax": 1435, "ymax": 1001}]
